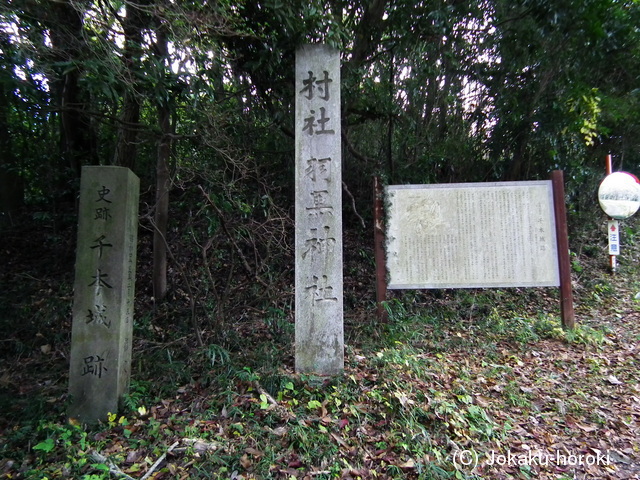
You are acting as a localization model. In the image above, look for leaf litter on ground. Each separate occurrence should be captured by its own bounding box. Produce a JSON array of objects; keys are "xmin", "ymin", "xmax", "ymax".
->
[{"xmin": 2, "ymin": 228, "xmax": 640, "ymax": 479}]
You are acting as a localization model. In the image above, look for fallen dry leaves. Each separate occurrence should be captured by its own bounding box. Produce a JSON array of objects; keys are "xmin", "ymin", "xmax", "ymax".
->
[{"xmin": 2, "ymin": 230, "xmax": 640, "ymax": 479}]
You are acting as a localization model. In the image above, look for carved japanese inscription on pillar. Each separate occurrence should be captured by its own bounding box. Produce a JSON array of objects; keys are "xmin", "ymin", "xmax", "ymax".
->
[
  {"xmin": 69, "ymin": 166, "xmax": 139, "ymax": 423},
  {"xmin": 386, "ymin": 181, "xmax": 559, "ymax": 289},
  {"xmin": 295, "ymin": 44, "xmax": 343, "ymax": 375}
]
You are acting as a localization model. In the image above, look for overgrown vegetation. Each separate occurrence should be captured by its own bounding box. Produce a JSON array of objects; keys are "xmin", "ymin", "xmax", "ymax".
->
[
  {"xmin": 2, "ymin": 0, "xmax": 640, "ymax": 478},
  {"xmin": 2, "ymin": 207, "xmax": 640, "ymax": 479}
]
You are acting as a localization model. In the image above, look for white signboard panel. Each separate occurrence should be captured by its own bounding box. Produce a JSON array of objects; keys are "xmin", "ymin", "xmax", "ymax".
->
[
  {"xmin": 386, "ymin": 181, "xmax": 560, "ymax": 289},
  {"xmin": 607, "ymin": 220, "xmax": 620, "ymax": 255}
]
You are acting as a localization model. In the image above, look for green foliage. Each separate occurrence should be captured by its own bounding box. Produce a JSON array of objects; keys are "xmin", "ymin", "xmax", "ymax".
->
[
  {"xmin": 2, "ymin": 0, "xmax": 638, "ymax": 217},
  {"xmin": 3, "ymin": 1, "xmax": 640, "ymax": 477},
  {"xmin": 567, "ymin": 88, "xmax": 604, "ymax": 147}
]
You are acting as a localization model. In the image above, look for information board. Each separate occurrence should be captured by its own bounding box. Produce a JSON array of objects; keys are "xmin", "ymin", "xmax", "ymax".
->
[{"xmin": 386, "ymin": 181, "xmax": 560, "ymax": 289}]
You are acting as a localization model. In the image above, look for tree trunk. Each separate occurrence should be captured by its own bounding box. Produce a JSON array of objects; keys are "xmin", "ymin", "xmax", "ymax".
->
[
  {"xmin": 113, "ymin": 91, "xmax": 141, "ymax": 169},
  {"xmin": 505, "ymin": 124, "xmax": 531, "ymax": 181},
  {"xmin": 112, "ymin": 3, "xmax": 144, "ymax": 168},
  {"xmin": 386, "ymin": 55, "xmax": 394, "ymax": 181},
  {"xmin": 153, "ymin": 108, "xmax": 171, "ymax": 301},
  {"xmin": 0, "ymin": 72, "xmax": 23, "ymax": 224},
  {"xmin": 0, "ymin": 37, "xmax": 23, "ymax": 223},
  {"xmin": 46, "ymin": 1, "xmax": 95, "ymax": 176},
  {"xmin": 152, "ymin": 22, "xmax": 172, "ymax": 302}
]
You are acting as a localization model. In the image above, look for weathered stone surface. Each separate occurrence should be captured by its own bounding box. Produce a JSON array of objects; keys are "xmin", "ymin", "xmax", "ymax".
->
[
  {"xmin": 294, "ymin": 44, "xmax": 343, "ymax": 375},
  {"xmin": 68, "ymin": 166, "xmax": 139, "ymax": 423},
  {"xmin": 386, "ymin": 181, "xmax": 559, "ymax": 289}
]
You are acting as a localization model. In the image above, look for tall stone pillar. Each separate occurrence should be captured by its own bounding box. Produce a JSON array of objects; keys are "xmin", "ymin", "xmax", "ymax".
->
[
  {"xmin": 68, "ymin": 166, "xmax": 139, "ymax": 423},
  {"xmin": 295, "ymin": 44, "xmax": 344, "ymax": 375}
]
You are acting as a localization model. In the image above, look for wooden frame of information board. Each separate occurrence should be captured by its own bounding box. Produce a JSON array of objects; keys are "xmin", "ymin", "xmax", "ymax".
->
[{"xmin": 374, "ymin": 171, "xmax": 575, "ymax": 329}]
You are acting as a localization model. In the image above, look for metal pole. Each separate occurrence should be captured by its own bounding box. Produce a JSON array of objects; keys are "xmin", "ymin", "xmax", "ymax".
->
[{"xmin": 606, "ymin": 154, "xmax": 616, "ymax": 272}]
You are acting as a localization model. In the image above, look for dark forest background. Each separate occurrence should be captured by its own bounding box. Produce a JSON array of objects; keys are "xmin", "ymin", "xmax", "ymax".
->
[
  {"xmin": 2, "ymin": 0, "xmax": 639, "ymax": 308},
  {"xmin": 2, "ymin": 2, "xmax": 640, "ymax": 478},
  {"xmin": 1, "ymin": 0, "xmax": 640, "ymax": 355}
]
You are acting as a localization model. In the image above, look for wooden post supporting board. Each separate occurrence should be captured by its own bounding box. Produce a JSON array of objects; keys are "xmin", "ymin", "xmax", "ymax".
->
[
  {"xmin": 551, "ymin": 170, "xmax": 576, "ymax": 329},
  {"xmin": 375, "ymin": 172, "xmax": 576, "ymax": 329}
]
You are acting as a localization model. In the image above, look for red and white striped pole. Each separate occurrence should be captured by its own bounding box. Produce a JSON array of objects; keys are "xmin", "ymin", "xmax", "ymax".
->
[{"xmin": 605, "ymin": 154, "xmax": 617, "ymax": 272}]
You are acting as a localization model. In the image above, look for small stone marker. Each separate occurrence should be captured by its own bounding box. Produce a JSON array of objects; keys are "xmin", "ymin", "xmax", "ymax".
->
[
  {"xmin": 294, "ymin": 44, "xmax": 343, "ymax": 375},
  {"xmin": 69, "ymin": 166, "xmax": 139, "ymax": 424}
]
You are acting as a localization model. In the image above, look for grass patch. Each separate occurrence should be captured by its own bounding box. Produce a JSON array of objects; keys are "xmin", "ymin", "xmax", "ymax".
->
[{"xmin": 4, "ymin": 232, "xmax": 640, "ymax": 479}]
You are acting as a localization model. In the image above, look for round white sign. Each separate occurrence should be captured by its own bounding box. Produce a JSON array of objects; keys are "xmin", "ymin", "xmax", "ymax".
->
[{"xmin": 598, "ymin": 172, "xmax": 640, "ymax": 220}]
